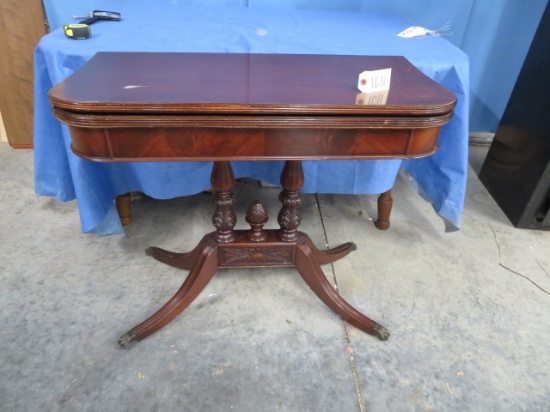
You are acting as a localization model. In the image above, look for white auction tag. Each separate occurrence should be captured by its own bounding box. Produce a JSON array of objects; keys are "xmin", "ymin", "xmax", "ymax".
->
[{"xmin": 357, "ymin": 68, "xmax": 392, "ymax": 93}]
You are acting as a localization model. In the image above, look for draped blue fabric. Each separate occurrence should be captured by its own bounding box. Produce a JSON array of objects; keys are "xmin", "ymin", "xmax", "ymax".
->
[{"xmin": 34, "ymin": 1, "xmax": 469, "ymax": 234}]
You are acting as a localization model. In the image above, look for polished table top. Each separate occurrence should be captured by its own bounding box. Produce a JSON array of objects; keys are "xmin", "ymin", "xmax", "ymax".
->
[{"xmin": 49, "ymin": 52, "xmax": 455, "ymax": 162}]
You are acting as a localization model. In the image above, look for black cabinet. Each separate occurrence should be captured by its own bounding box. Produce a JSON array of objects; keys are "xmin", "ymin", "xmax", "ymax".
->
[{"xmin": 479, "ymin": 3, "xmax": 550, "ymax": 230}]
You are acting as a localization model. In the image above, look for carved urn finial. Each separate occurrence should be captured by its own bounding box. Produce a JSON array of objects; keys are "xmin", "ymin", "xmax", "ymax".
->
[{"xmin": 246, "ymin": 200, "xmax": 268, "ymax": 242}]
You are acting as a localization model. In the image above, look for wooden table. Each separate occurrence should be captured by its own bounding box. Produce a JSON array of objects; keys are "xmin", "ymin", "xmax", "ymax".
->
[{"xmin": 49, "ymin": 52, "xmax": 455, "ymax": 347}]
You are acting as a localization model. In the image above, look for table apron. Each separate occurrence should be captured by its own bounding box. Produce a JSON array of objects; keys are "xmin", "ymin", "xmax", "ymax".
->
[{"xmin": 68, "ymin": 126, "xmax": 442, "ymax": 162}]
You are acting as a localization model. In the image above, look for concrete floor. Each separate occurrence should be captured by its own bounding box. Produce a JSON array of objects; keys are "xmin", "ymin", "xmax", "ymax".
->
[{"xmin": 1, "ymin": 143, "xmax": 549, "ymax": 411}]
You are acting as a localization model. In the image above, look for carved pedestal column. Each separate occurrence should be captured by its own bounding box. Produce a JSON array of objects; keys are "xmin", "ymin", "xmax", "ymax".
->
[
  {"xmin": 278, "ymin": 160, "xmax": 304, "ymax": 242},
  {"xmin": 211, "ymin": 161, "xmax": 236, "ymax": 243}
]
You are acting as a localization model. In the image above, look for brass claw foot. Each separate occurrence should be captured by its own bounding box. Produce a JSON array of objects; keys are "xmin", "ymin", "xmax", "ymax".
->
[
  {"xmin": 374, "ymin": 324, "xmax": 390, "ymax": 341},
  {"xmin": 118, "ymin": 330, "xmax": 138, "ymax": 348}
]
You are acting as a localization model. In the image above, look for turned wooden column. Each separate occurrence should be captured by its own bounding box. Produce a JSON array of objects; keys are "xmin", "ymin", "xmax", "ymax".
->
[
  {"xmin": 211, "ymin": 161, "xmax": 237, "ymax": 243},
  {"xmin": 115, "ymin": 193, "xmax": 133, "ymax": 226},
  {"xmin": 278, "ymin": 160, "xmax": 304, "ymax": 242},
  {"xmin": 375, "ymin": 189, "xmax": 393, "ymax": 230}
]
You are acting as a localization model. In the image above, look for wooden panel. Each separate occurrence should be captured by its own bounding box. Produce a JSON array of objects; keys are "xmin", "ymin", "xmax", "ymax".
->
[
  {"xmin": 66, "ymin": 125, "xmax": 442, "ymax": 162},
  {"xmin": 50, "ymin": 52, "xmax": 455, "ymax": 163},
  {"xmin": 49, "ymin": 52, "xmax": 457, "ymax": 116},
  {"xmin": 0, "ymin": 0, "xmax": 47, "ymax": 147}
]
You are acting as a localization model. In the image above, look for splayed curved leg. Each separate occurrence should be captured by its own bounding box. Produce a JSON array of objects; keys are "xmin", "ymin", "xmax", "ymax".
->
[
  {"xmin": 303, "ymin": 235, "xmax": 357, "ymax": 265},
  {"xmin": 294, "ymin": 238, "xmax": 389, "ymax": 341},
  {"xmin": 146, "ymin": 241, "xmax": 206, "ymax": 270},
  {"xmin": 118, "ymin": 236, "xmax": 219, "ymax": 347}
]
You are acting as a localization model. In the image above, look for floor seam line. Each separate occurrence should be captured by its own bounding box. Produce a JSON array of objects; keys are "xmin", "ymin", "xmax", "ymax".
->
[{"xmin": 314, "ymin": 194, "xmax": 367, "ymax": 412}]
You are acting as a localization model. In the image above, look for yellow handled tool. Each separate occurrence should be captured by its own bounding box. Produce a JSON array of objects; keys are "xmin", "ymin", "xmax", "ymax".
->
[
  {"xmin": 63, "ymin": 24, "xmax": 91, "ymax": 40},
  {"xmin": 64, "ymin": 10, "xmax": 121, "ymax": 40}
]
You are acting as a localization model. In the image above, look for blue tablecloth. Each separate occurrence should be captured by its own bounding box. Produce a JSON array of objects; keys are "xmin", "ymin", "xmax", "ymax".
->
[{"xmin": 34, "ymin": 1, "xmax": 469, "ymax": 234}]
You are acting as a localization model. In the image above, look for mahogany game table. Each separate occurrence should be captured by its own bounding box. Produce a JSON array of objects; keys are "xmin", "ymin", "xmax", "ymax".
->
[{"xmin": 49, "ymin": 52, "xmax": 455, "ymax": 347}]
